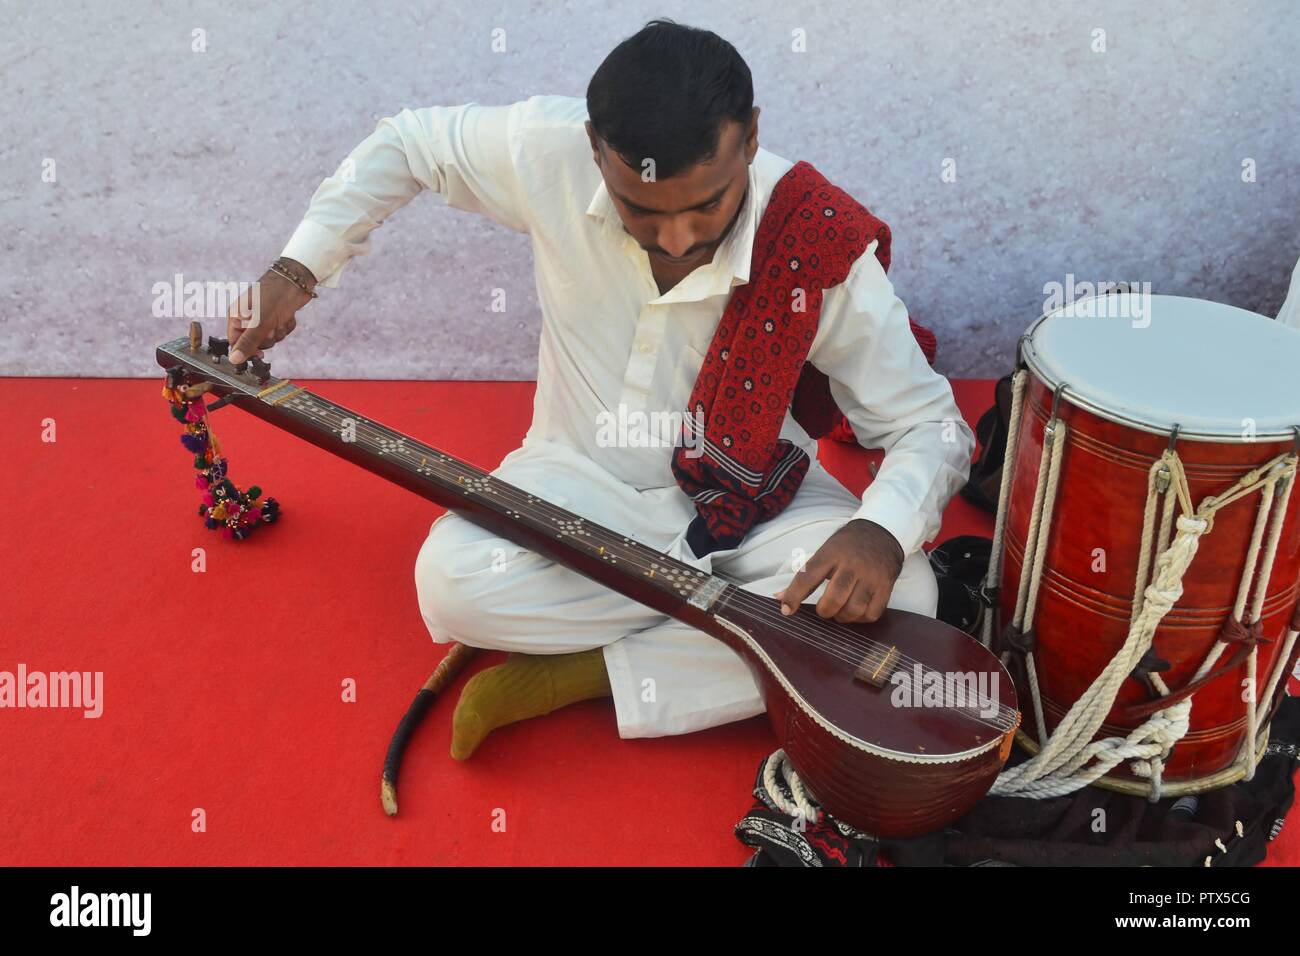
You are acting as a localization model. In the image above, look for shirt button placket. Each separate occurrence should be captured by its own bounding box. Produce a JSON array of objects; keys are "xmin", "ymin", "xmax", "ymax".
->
[{"xmin": 622, "ymin": 306, "xmax": 663, "ymax": 411}]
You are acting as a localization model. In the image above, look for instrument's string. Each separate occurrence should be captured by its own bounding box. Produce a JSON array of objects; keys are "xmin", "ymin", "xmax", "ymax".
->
[
  {"xmin": 708, "ymin": 580, "xmax": 1014, "ymax": 727},
  {"xmin": 285, "ymin": 393, "xmax": 1017, "ymax": 728},
  {"xmin": 290, "ymin": 396, "xmax": 1014, "ymax": 721},
  {"xmin": 669, "ymin": 555, "xmax": 1015, "ymax": 724},
  {"xmin": 708, "ymin": 590, "xmax": 1015, "ymax": 730},
  {"xmin": 300, "ymin": 400, "xmax": 916, "ymax": 673},
  {"xmin": 266, "ymin": 388, "xmax": 1014, "ymax": 727}
]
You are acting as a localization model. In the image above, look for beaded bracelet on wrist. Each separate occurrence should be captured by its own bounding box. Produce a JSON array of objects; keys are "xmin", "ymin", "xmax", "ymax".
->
[{"xmin": 270, "ymin": 257, "xmax": 318, "ymax": 299}]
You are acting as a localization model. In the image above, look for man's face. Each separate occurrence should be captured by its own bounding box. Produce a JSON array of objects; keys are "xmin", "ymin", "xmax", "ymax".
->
[{"xmin": 586, "ymin": 108, "xmax": 759, "ymax": 269}]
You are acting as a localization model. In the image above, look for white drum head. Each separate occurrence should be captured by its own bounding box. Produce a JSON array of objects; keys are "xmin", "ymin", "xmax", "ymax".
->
[{"xmin": 1021, "ymin": 293, "xmax": 1300, "ymax": 441}]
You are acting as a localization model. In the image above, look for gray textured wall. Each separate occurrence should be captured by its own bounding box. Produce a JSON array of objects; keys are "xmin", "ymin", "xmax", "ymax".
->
[{"xmin": 2, "ymin": 0, "xmax": 1297, "ymax": 379}]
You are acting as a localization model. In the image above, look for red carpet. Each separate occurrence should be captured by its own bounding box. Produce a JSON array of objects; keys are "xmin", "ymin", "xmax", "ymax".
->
[{"xmin": 1, "ymin": 377, "xmax": 1295, "ymax": 866}]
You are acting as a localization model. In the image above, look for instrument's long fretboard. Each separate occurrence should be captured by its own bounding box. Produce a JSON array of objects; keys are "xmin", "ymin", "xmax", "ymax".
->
[
  {"xmin": 274, "ymin": 383, "xmax": 1014, "ymax": 727},
  {"xmin": 160, "ymin": 337, "xmax": 734, "ymax": 614}
]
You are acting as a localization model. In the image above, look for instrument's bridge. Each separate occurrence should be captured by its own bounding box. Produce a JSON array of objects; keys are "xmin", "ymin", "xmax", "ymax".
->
[{"xmin": 854, "ymin": 646, "xmax": 900, "ymax": 688}]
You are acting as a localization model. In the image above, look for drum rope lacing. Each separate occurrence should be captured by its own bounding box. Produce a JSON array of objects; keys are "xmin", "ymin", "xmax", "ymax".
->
[
  {"xmin": 986, "ymin": 369, "xmax": 1299, "ymax": 801},
  {"xmin": 758, "ymin": 749, "xmax": 823, "ymax": 825}
]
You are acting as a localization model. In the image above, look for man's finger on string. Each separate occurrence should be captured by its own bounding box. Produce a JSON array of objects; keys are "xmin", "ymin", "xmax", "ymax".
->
[{"xmin": 774, "ymin": 551, "xmax": 833, "ymax": 615}]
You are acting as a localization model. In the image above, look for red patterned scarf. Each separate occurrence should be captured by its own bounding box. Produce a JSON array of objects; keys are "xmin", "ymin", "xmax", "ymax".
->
[{"xmin": 670, "ymin": 160, "xmax": 913, "ymax": 556}]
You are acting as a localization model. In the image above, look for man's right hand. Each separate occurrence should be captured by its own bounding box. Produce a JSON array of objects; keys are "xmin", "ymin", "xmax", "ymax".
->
[{"xmin": 227, "ymin": 260, "xmax": 318, "ymax": 363}]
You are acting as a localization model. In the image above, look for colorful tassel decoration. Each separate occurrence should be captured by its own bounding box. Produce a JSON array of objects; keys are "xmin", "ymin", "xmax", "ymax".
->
[{"xmin": 163, "ymin": 381, "xmax": 281, "ymax": 540}]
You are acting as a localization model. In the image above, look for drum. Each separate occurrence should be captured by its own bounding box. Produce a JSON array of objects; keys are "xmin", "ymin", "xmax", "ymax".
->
[{"xmin": 984, "ymin": 293, "xmax": 1300, "ymax": 799}]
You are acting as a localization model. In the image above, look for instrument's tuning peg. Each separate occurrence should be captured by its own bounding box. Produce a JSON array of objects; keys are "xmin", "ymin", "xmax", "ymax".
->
[
  {"xmin": 207, "ymin": 336, "xmax": 229, "ymax": 361},
  {"xmin": 232, "ymin": 359, "xmax": 249, "ymax": 375},
  {"xmin": 164, "ymin": 365, "xmax": 186, "ymax": 388},
  {"xmin": 249, "ymin": 356, "xmax": 271, "ymax": 383},
  {"xmin": 188, "ymin": 321, "xmax": 203, "ymax": 351}
]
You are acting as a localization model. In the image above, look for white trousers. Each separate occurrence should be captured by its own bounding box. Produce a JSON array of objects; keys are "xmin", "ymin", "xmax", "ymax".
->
[{"xmin": 414, "ymin": 439, "xmax": 939, "ymax": 738}]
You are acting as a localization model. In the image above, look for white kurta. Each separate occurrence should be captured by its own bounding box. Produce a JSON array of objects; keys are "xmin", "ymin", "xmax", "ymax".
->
[
  {"xmin": 281, "ymin": 94, "xmax": 977, "ymax": 738},
  {"xmin": 1278, "ymin": 253, "xmax": 1300, "ymax": 331}
]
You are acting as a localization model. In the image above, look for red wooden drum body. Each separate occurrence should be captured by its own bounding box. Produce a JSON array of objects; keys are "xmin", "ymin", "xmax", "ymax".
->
[{"xmin": 996, "ymin": 294, "xmax": 1300, "ymax": 790}]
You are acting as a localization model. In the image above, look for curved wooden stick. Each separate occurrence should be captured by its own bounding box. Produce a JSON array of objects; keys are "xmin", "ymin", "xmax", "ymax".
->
[{"xmin": 381, "ymin": 642, "xmax": 478, "ymax": 816}]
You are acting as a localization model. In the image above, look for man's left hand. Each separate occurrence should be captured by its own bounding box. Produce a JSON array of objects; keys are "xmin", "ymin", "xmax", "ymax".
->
[{"xmin": 773, "ymin": 519, "xmax": 905, "ymax": 624}]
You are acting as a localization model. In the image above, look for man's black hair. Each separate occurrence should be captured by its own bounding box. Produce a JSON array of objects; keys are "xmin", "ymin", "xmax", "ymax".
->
[{"xmin": 586, "ymin": 19, "xmax": 754, "ymax": 180}]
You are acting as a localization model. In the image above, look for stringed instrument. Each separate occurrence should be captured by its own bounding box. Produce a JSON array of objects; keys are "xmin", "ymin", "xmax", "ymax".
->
[{"xmin": 158, "ymin": 323, "xmax": 1018, "ymax": 838}]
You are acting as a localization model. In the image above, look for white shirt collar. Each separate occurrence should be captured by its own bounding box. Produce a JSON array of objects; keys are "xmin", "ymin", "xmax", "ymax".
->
[{"xmin": 584, "ymin": 160, "xmax": 760, "ymax": 300}]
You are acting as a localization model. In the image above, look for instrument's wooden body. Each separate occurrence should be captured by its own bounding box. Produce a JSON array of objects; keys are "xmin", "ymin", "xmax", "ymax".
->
[{"xmin": 159, "ymin": 333, "xmax": 1016, "ymax": 837}]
